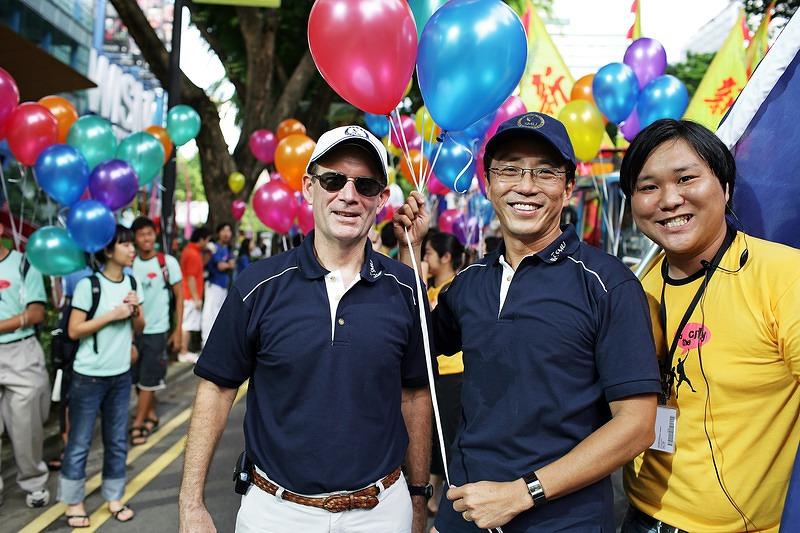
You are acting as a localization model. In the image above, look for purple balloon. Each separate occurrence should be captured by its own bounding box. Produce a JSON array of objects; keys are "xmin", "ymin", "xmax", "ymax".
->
[
  {"xmin": 623, "ymin": 38, "xmax": 668, "ymax": 89},
  {"xmin": 620, "ymin": 109, "xmax": 642, "ymax": 142},
  {"xmin": 453, "ymin": 215, "xmax": 480, "ymax": 246},
  {"xmin": 89, "ymin": 159, "xmax": 139, "ymax": 211},
  {"xmin": 249, "ymin": 129, "xmax": 277, "ymax": 164}
]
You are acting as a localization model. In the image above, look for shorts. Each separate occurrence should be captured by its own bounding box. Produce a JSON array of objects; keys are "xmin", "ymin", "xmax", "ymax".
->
[
  {"xmin": 182, "ymin": 301, "xmax": 201, "ymax": 332},
  {"xmin": 133, "ymin": 332, "xmax": 168, "ymax": 391}
]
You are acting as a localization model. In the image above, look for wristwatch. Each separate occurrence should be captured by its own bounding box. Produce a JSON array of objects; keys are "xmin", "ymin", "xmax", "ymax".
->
[
  {"xmin": 408, "ymin": 483, "xmax": 433, "ymax": 499},
  {"xmin": 523, "ymin": 471, "xmax": 547, "ymax": 507}
]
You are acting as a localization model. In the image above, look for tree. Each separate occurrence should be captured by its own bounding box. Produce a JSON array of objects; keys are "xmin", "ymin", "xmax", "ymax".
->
[
  {"xmin": 744, "ymin": 0, "xmax": 798, "ymax": 22},
  {"xmin": 108, "ymin": 0, "xmax": 320, "ymax": 228},
  {"xmin": 666, "ymin": 52, "xmax": 715, "ymax": 98}
]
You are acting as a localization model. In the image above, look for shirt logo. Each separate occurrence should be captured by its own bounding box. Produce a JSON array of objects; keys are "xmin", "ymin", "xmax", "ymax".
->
[
  {"xmin": 147, "ymin": 272, "xmax": 158, "ymax": 279},
  {"xmin": 517, "ymin": 113, "xmax": 546, "ymax": 129},
  {"xmin": 549, "ymin": 241, "xmax": 566, "ymax": 262},
  {"xmin": 345, "ymin": 126, "xmax": 369, "ymax": 139},
  {"xmin": 0, "ymin": 279, "xmax": 9, "ymax": 302},
  {"xmin": 369, "ymin": 260, "xmax": 383, "ymax": 279}
]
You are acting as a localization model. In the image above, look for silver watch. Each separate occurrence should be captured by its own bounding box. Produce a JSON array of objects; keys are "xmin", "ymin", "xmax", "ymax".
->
[{"xmin": 523, "ymin": 471, "xmax": 547, "ymax": 507}]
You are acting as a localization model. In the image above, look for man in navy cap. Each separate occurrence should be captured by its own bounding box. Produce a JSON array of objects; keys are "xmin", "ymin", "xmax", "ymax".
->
[
  {"xmin": 395, "ymin": 112, "xmax": 661, "ymax": 531},
  {"xmin": 180, "ymin": 125, "xmax": 433, "ymax": 533}
]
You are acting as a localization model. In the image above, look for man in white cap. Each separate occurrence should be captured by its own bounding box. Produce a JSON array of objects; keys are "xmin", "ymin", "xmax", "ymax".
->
[{"xmin": 179, "ymin": 125, "xmax": 433, "ymax": 533}]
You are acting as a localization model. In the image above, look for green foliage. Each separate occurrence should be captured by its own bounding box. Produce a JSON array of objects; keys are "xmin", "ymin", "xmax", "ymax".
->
[
  {"xmin": 666, "ymin": 52, "xmax": 715, "ymax": 98},
  {"xmin": 174, "ymin": 155, "xmax": 207, "ymax": 202},
  {"xmin": 743, "ymin": 0, "xmax": 798, "ymax": 22}
]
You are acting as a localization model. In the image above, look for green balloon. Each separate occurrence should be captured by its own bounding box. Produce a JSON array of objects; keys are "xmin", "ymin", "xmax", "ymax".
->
[
  {"xmin": 67, "ymin": 115, "xmax": 117, "ymax": 170},
  {"xmin": 26, "ymin": 226, "xmax": 86, "ymax": 276},
  {"xmin": 166, "ymin": 105, "xmax": 201, "ymax": 146},
  {"xmin": 116, "ymin": 132, "xmax": 165, "ymax": 185}
]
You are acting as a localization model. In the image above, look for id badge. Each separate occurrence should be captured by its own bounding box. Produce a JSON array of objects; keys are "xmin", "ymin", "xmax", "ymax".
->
[{"xmin": 650, "ymin": 405, "xmax": 677, "ymax": 453}]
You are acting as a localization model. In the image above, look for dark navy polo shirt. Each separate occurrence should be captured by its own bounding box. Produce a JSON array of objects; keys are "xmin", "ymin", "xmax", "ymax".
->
[
  {"xmin": 195, "ymin": 232, "xmax": 429, "ymax": 494},
  {"xmin": 433, "ymin": 225, "xmax": 660, "ymax": 533}
]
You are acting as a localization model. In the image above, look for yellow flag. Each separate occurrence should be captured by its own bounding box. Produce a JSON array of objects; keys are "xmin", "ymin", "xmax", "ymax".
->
[
  {"xmin": 745, "ymin": 1, "xmax": 774, "ymax": 77},
  {"xmin": 518, "ymin": 0, "xmax": 574, "ymax": 117},
  {"xmin": 627, "ymin": 0, "xmax": 642, "ymax": 41},
  {"xmin": 683, "ymin": 10, "xmax": 748, "ymax": 131}
]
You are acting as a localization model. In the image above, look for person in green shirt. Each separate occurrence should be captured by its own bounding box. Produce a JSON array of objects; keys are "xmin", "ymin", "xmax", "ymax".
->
[
  {"xmin": 60, "ymin": 225, "xmax": 145, "ymax": 528},
  {"xmin": 0, "ymin": 222, "xmax": 51, "ymax": 509}
]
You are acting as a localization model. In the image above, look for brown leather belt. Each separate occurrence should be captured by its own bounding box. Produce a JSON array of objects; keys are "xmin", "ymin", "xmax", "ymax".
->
[{"xmin": 250, "ymin": 466, "xmax": 402, "ymax": 513}]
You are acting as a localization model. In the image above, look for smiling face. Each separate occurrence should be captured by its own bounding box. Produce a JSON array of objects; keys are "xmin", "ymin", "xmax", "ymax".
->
[
  {"xmin": 134, "ymin": 226, "xmax": 156, "ymax": 255},
  {"xmin": 302, "ymin": 145, "xmax": 389, "ymax": 248},
  {"xmin": 487, "ymin": 136, "xmax": 574, "ymax": 249},
  {"xmin": 630, "ymin": 138, "xmax": 729, "ymax": 268}
]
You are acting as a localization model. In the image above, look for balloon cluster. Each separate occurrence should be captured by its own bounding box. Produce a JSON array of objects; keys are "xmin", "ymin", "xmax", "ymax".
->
[{"xmin": 0, "ymin": 67, "xmax": 203, "ymax": 275}]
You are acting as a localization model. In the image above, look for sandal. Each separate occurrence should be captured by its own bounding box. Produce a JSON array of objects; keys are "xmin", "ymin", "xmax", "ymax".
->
[
  {"xmin": 144, "ymin": 417, "xmax": 160, "ymax": 433},
  {"xmin": 65, "ymin": 514, "xmax": 90, "ymax": 528},
  {"xmin": 128, "ymin": 426, "xmax": 150, "ymax": 446},
  {"xmin": 111, "ymin": 505, "xmax": 135, "ymax": 522},
  {"xmin": 47, "ymin": 455, "xmax": 63, "ymax": 471}
]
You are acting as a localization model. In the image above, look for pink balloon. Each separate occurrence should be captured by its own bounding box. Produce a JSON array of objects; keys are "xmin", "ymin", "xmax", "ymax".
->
[
  {"xmin": 438, "ymin": 208, "xmax": 463, "ymax": 234},
  {"xmin": 249, "ymin": 129, "xmax": 277, "ymax": 164},
  {"xmin": 0, "ymin": 67, "xmax": 19, "ymax": 140},
  {"xmin": 308, "ymin": 0, "xmax": 418, "ymax": 115},
  {"xmin": 253, "ymin": 180, "xmax": 297, "ymax": 234},
  {"xmin": 486, "ymin": 95, "xmax": 528, "ymax": 141},
  {"xmin": 427, "ymin": 173, "xmax": 450, "ymax": 195},
  {"xmin": 7, "ymin": 103, "xmax": 58, "ymax": 166},
  {"xmin": 390, "ymin": 115, "xmax": 417, "ymax": 148},
  {"xmin": 231, "ymin": 199, "xmax": 246, "ymax": 221},
  {"xmin": 296, "ymin": 194, "xmax": 315, "ymax": 234}
]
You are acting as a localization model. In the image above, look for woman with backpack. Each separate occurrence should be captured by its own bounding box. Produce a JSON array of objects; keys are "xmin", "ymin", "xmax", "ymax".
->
[{"xmin": 59, "ymin": 225, "xmax": 145, "ymax": 528}]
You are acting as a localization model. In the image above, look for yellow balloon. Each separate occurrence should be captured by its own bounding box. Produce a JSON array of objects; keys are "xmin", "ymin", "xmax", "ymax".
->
[
  {"xmin": 384, "ymin": 136, "xmax": 404, "ymax": 158},
  {"xmin": 228, "ymin": 172, "xmax": 246, "ymax": 194},
  {"xmin": 557, "ymin": 101, "xmax": 605, "ymax": 162},
  {"xmin": 387, "ymin": 166, "xmax": 397, "ymax": 185},
  {"xmin": 403, "ymin": 78, "xmax": 413, "ymax": 98},
  {"xmin": 414, "ymin": 106, "xmax": 441, "ymax": 140}
]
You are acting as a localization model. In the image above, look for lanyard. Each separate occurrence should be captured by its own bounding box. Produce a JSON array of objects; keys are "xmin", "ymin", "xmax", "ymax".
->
[{"xmin": 657, "ymin": 227, "xmax": 736, "ymax": 402}]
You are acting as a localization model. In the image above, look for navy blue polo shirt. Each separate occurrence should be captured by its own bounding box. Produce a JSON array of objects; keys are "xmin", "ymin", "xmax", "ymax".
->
[
  {"xmin": 433, "ymin": 225, "xmax": 660, "ymax": 533},
  {"xmin": 195, "ymin": 232, "xmax": 429, "ymax": 494}
]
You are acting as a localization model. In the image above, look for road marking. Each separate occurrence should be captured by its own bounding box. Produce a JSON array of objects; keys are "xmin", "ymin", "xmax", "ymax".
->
[{"xmin": 19, "ymin": 382, "xmax": 247, "ymax": 533}]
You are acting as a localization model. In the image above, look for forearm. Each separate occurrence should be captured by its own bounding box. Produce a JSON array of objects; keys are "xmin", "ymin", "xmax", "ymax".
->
[
  {"xmin": 398, "ymin": 240, "xmax": 423, "ymax": 274},
  {"xmin": 0, "ymin": 312, "xmax": 27, "ymax": 333},
  {"xmin": 179, "ymin": 379, "xmax": 238, "ymax": 507},
  {"xmin": 401, "ymin": 387, "xmax": 432, "ymax": 486},
  {"xmin": 188, "ymin": 278, "xmax": 200, "ymax": 301},
  {"xmin": 173, "ymin": 284, "xmax": 184, "ymax": 332},
  {"xmin": 132, "ymin": 306, "xmax": 145, "ymax": 334},
  {"xmin": 69, "ymin": 311, "xmax": 117, "ymax": 339}
]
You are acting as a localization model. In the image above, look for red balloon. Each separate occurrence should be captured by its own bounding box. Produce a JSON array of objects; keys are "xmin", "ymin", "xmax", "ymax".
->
[
  {"xmin": 249, "ymin": 129, "xmax": 277, "ymax": 164},
  {"xmin": 231, "ymin": 199, "xmax": 247, "ymax": 221},
  {"xmin": 0, "ymin": 67, "xmax": 20, "ymax": 140},
  {"xmin": 253, "ymin": 180, "xmax": 297, "ymax": 234},
  {"xmin": 296, "ymin": 195, "xmax": 315, "ymax": 235},
  {"xmin": 7, "ymin": 103, "xmax": 58, "ymax": 166},
  {"xmin": 438, "ymin": 208, "xmax": 463, "ymax": 234},
  {"xmin": 308, "ymin": 0, "xmax": 418, "ymax": 115}
]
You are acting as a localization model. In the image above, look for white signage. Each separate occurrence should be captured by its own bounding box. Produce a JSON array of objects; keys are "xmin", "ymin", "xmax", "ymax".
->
[{"xmin": 87, "ymin": 49, "xmax": 159, "ymax": 132}]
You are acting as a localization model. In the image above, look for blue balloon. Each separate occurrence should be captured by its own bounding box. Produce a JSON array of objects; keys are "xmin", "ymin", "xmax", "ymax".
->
[
  {"xmin": 417, "ymin": 0, "xmax": 527, "ymax": 132},
  {"xmin": 450, "ymin": 110, "xmax": 498, "ymax": 148},
  {"xmin": 66, "ymin": 199, "xmax": 116, "ymax": 253},
  {"xmin": 364, "ymin": 113, "xmax": 390, "ymax": 138},
  {"xmin": 593, "ymin": 62, "xmax": 640, "ymax": 124},
  {"xmin": 637, "ymin": 75, "xmax": 689, "ymax": 129},
  {"xmin": 34, "ymin": 144, "xmax": 89, "ymax": 206},
  {"xmin": 431, "ymin": 136, "xmax": 476, "ymax": 193},
  {"xmin": 469, "ymin": 194, "xmax": 495, "ymax": 227},
  {"xmin": 409, "ymin": 0, "xmax": 448, "ymax": 38}
]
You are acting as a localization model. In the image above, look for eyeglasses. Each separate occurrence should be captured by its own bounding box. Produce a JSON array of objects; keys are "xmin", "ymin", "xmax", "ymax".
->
[
  {"xmin": 488, "ymin": 166, "xmax": 566, "ymax": 186},
  {"xmin": 311, "ymin": 172, "xmax": 385, "ymax": 197}
]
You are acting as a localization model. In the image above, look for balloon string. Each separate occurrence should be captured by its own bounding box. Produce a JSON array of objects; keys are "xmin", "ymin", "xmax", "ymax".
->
[
  {"xmin": 395, "ymin": 108, "xmax": 420, "ymax": 188},
  {"xmin": 426, "ymin": 134, "xmax": 446, "ymax": 192},
  {"xmin": 448, "ymin": 135, "xmax": 474, "ymax": 195},
  {"xmin": 0, "ymin": 163, "xmax": 20, "ymax": 250},
  {"xmin": 18, "ymin": 166, "xmax": 26, "ymax": 244},
  {"xmin": 387, "ymin": 111, "xmax": 419, "ymax": 190},
  {"xmin": 590, "ymin": 172, "xmax": 614, "ymax": 251},
  {"xmin": 403, "ymin": 227, "xmax": 450, "ymax": 487}
]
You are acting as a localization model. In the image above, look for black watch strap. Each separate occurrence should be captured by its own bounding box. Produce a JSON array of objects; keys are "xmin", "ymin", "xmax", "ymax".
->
[
  {"xmin": 523, "ymin": 471, "xmax": 547, "ymax": 507},
  {"xmin": 407, "ymin": 483, "xmax": 433, "ymax": 499}
]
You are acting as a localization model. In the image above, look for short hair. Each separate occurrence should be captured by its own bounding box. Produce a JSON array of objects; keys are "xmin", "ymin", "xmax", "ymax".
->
[
  {"xmin": 190, "ymin": 226, "xmax": 212, "ymax": 243},
  {"xmin": 485, "ymin": 132, "xmax": 576, "ymax": 184},
  {"xmin": 238, "ymin": 238, "xmax": 251, "ymax": 258},
  {"xmin": 94, "ymin": 225, "xmax": 134, "ymax": 265},
  {"xmin": 131, "ymin": 216, "xmax": 156, "ymax": 233},
  {"xmin": 620, "ymin": 119, "xmax": 736, "ymax": 201},
  {"xmin": 215, "ymin": 222, "xmax": 233, "ymax": 234},
  {"xmin": 427, "ymin": 231, "xmax": 465, "ymax": 271}
]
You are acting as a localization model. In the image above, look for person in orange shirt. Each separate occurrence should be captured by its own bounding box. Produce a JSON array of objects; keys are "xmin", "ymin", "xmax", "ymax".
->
[
  {"xmin": 178, "ymin": 227, "xmax": 211, "ymax": 363},
  {"xmin": 424, "ymin": 230, "xmax": 466, "ymax": 518}
]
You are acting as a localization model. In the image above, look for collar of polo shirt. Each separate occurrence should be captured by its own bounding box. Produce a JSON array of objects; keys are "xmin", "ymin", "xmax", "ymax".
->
[
  {"xmin": 492, "ymin": 225, "xmax": 581, "ymax": 267},
  {"xmin": 296, "ymin": 230, "xmax": 384, "ymax": 283}
]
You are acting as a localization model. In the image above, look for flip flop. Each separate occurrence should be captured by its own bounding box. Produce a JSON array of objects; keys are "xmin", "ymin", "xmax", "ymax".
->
[
  {"xmin": 111, "ymin": 505, "xmax": 135, "ymax": 523},
  {"xmin": 144, "ymin": 417, "xmax": 160, "ymax": 433},
  {"xmin": 65, "ymin": 514, "xmax": 90, "ymax": 528},
  {"xmin": 128, "ymin": 426, "xmax": 150, "ymax": 446}
]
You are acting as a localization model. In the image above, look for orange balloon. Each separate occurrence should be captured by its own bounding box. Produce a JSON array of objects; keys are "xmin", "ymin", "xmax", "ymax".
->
[
  {"xmin": 38, "ymin": 95, "xmax": 78, "ymax": 143},
  {"xmin": 570, "ymin": 75, "xmax": 607, "ymax": 125},
  {"xmin": 277, "ymin": 119, "xmax": 306, "ymax": 141},
  {"xmin": 145, "ymin": 125, "xmax": 173, "ymax": 163},
  {"xmin": 275, "ymin": 134, "xmax": 316, "ymax": 192},
  {"xmin": 399, "ymin": 149, "xmax": 428, "ymax": 188}
]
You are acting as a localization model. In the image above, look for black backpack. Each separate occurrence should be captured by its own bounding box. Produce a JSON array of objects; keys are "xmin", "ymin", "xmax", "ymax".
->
[{"xmin": 51, "ymin": 274, "xmax": 138, "ymax": 370}]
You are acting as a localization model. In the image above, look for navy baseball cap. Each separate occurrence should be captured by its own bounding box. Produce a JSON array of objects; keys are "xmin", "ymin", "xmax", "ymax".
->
[{"xmin": 483, "ymin": 112, "xmax": 577, "ymax": 176}]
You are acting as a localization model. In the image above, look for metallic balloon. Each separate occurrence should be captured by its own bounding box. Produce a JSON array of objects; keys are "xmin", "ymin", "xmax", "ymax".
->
[{"xmin": 26, "ymin": 226, "xmax": 86, "ymax": 276}]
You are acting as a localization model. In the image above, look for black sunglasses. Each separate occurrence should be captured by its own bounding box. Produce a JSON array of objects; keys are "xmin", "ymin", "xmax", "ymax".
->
[{"xmin": 312, "ymin": 172, "xmax": 385, "ymax": 197}]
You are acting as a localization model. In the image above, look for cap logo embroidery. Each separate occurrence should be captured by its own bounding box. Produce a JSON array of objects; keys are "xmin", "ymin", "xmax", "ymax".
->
[
  {"xmin": 344, "ymin": 126, "xmax": 369, "ymax": 139},
  {"xmin": 517, "ymin": 113, "xmax": 546, "ymax": 129},
  {"xmin": 549, "ymin": 241, "xmax": 566, "ymax": 262}
]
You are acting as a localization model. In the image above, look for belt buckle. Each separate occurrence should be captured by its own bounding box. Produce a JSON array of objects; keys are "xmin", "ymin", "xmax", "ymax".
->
[{"xmin": 322, "ymin": 492, "xmax": 351, "ymax": 513}]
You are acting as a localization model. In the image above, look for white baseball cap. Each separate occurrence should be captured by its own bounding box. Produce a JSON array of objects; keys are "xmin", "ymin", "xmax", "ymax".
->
[{"xmin": 307, "ymin": 125, "xmax": 389, "ymax": 182}]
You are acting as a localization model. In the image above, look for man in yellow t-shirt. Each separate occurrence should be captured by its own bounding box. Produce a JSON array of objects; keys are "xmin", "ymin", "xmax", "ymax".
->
[{"xmin": 619, "ymin": 119, "xmax": 800, "ymax": 532}]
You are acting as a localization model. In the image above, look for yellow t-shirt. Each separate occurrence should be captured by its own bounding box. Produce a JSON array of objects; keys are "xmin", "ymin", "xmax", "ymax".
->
[
  {"xmin": 428, "ymin": 279, "xmax": 464, "ymax": 375},
  {"xmin": 624, "ymin": 232, "xmax": 800, "ymax": 532}
]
